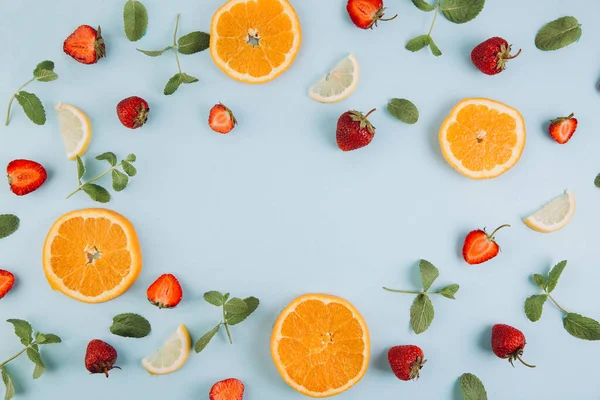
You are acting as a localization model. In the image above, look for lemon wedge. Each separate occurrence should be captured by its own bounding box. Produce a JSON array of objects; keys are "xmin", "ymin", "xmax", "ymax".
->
[
  {"xmin": 142, "ymin": 324, "xmax": 191, "ymax": 375},
  {"xmin": 55, "ymin": 103, "xmax": 92, "ymax": 160},
  {"xmin": 309, "ymin": 54, "xmax": 359, "ymax": 103},
  {"xmin": 523, "ymin": 190, "xmax": 576, "ymax": 233}
]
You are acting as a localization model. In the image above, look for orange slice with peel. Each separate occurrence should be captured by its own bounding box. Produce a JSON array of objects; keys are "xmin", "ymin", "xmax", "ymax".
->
[
  {"xmin": 271, "ymin": 294, "xmax": 370, "ymax": 398},
  {"xmin": 42, "ymin": 208, "xmax": 142, "ymax": 303},
  {"xmin": 439, "ymin": 98, "xmax": 526, "ymax": 179},
  {"xmin": 210, "ymin": 0, "xmax": 302, "ymax": 84}
]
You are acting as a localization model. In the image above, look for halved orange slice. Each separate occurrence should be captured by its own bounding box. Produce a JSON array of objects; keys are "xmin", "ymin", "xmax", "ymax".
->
[
  {"xmin": 439, "ymin": 98, "xmax": 526, "ymax": 179},
  {"xmin": 271, "ymin": 294, "xmax": 370, "ymax": 398},
  {"xmin": 210, "ymin": 0, "xmax": 302, "ymax": 84},
  {"xmin": 42, "ymin": 209, "xmax": 142, "ymax": 303}
]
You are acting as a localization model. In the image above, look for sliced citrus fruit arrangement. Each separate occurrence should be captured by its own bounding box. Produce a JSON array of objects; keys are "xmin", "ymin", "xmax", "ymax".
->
[
  {"xmin": 210, "ymin": 0, "xmax": 302, "ymax": 84},
  {"xmin": 142, "ymin": 324, "xmax": 191, "ymax": 375},
  {"xmin": 439, "ymin": 98, "xmax": 526, "ymax": 179},
  {"xmin": 55, "ymin": 103, "xmax": 92, "ymax": 160},
  {"xmin": 523, "ymin": 190, "xmax": 576, "ymax": 233},
  {"xmin": 309, "ymin": 53, "xmax": 360, "ymax": 103},
  {"xmin": 42, "ymin": 208, "xmax": 142, "ymax": 303},
  {"xmin": 271, "ymin": 294, "xmax": 370, "ymax": 398}
]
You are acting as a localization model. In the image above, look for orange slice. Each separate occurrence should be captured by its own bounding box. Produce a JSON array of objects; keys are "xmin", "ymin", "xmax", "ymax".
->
[
  {"xmin": 42, "ymin": 209, "xmax": 142, "ymax": 303},
  {"xmin": 271, "ymin": 294, "xmax": 370, "ymax": 398},
  {"xmin": 210, "ymin": 0, "xmax": 302, "ymax": 84},
  {"xmin": 439, "ymin": 98, "xmax": 526, "ymax": 179}
]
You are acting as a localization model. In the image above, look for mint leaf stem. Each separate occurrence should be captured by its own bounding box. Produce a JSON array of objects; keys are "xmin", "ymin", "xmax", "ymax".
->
[
  {"xmin": 5, "ymin": 78, "xmax": 35, "ymax": 126},
  {"xmin": 382, "ymin": 287, "xmax": 443, "ymax": 295},
  {"xmin": 66, "ymin": 162, "xmax": 124, "ymax": 199},
  {"xmin": 173, "ymin": 14, "xmax": 182, "ymax": 75},
  {"xmin": 0, "ymin": 346, "xmax": 29, "ymax": 368},
  {"xmin": 547, "ymin": 293, "xmax": 569, "ymax": 314},
  {"xmin": 222, "ymin": 308, "xmax": 233, "ymax": 344},
  {"xmin": 427, "ymin": 0, "xmax": 440, "ymax": 36}
]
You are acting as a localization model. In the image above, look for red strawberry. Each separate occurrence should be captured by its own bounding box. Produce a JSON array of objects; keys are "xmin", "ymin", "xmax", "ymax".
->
[
  {"xmin": 491, "ymin": 324, "xmax": 535, "ymax": 368},
  {"xmin": 346, "ymin": 0, "xmax": 397, "ymax": 30},
  {"xmin": 336, "ymin": 108, "xmax": 377, "ymax": 151},
  {"xmin": 209, "ymin": 103, "xmax": 237, "ymax": 134},
  {"xmin": 549, "ymin": 113, "xmax": 577, "ymax": 144},
  {"xmin": 388, "ymin": 345, "xmax": 426, "ymax": 381},
  {"xmin": 63, "ymin": 25, "xmax": 106, "ymax": 65},
  {"xmin": 147, "ymin": 274, "xmax": 183, "ymax": 309},
  {"xmin": 462, "ymin": 224, "xmax": 510, "ymax": 265},
  {"xmin": 85, "ymin": 339, "xmax": 120, "ymax": 377},
  {"xmin": 209, "ymin": 378, "xmax": 245, "ymax": 400},
  {"xmin": 6, "ymin": 159, "xmax": 47, "ymax": 196},
  {"xmin": 471, "ymin": 37, "xmax": 521, "ymax": 75},
  {"xmin": 0, "ymin": 270, "xmax": 15, "ymax": 300},
  {"xmin": 117, "ymin": 96, "xmax": 149, "ymax": 129}
]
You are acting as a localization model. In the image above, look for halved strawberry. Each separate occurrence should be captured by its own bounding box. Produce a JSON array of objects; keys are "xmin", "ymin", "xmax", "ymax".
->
[
  {"xmin": 63, "ymin": 25, "xmax": 106, "ymax": 65},
  {"xmin": 209, "ymin": 103, "xmax": 237, "ymax": 134},
  {"xmin": 549, "ymin": 113, "xmax": 577, "ymax": 144},
  {"xmin": 7, "ymin": 159, "xmax": 47, "ymax": 196},
  {"xmin": 147, "ymin": 274, "xmax": 182, "ymax": 309},
  {"xmin": 209, "ymin": 378, "xmax": 245, "ymax": 400},
  {"xmin": 346, "ymin": 0, "xmax": 397, "ymax": 30},
  {"xmin": 462, "ymin": 224, "xmax": 510, "ymax": 265},
  {"xmin": 0, "ymin": 270, "xmax": 15, "ymax": 300}
]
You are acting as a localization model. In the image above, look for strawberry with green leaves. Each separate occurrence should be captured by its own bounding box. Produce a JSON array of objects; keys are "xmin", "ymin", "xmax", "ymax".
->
[{"xmin": 336, "ymin": 109, "xmax": 377, "ymax": 151}]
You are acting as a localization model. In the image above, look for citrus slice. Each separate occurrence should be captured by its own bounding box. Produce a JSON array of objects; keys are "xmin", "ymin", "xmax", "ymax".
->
[
  {"xmin": 210, "ymin": 0, "xmax": 302, "ymax": 84},
  {"xmin": 42, "ymin": 208, "xmax": 142, "ymax": 303},
  {"xmin": 271, "ymin": 294, "xmax": 370, "ymax": 398},
  {"xmin": 55, "ymin": 103, "xmax": 92, "ymax": 160},
  {"xmin": 309, "ymin": 54, "xmax": 360, "ymax": 103},
  {"xmin": 523, "ymin": 190, "xmax": 576, "ymax": 233},
  {"xmin": 142, "ymin": 324, "xmax": 191, "ymax": 375},
  {"xmin": 439, "ymin": 98, "xmax": 526, "ymax": 179}
]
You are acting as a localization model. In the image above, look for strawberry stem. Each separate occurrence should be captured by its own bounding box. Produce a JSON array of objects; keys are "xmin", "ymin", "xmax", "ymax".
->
[
  {"xmin": 5, "ymin": 78, "xmax": 35, "ymax": 126},
  {"xmin": 364, "ymin": 108, "xmax": 377, "ymax": 118},
  {"xmin": 380, "ymin": 14, "xmax": 398, "ymax": 22},
  {"xmin": 487, "ymin": 224, "xmax": 510, "ymax": 239},
  {"xmin": 504, "ymin": 48, "xmax": 522, "ymax": 60},
  {"xmin": 516, "ymin": 353, "xmax": 535, "ymax": 368}
]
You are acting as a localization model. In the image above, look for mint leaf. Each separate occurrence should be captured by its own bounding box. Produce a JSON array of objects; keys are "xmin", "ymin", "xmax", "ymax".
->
[
  {"xmin": 110, "ymin": 313, "xmax": 151, "ymax": 338},
  {"xmin": 112, "ymin": 170, "xmax": 129, "ymax": 192},
  {"xmin": 15, "ymin": 91, "xmax": 46, "ymax": 125},
  {"xmin": 535, "ymin": 16, "xmax": 582, "ymax": 51},
  {"xmin": 440, "ymin": 0, "xmax": 485, "ymax": 24},
  {"xmin": 96, "ymin": 152, "xmax": 117, "ymax": 166},
  {"xmin": 439, "ymin": 284, "xmax": 459, "ymax": 299},
  {"xmin": 406, "ymin": 35, "xmax": 430, "ymax": 52},
  {"xmin": 428, "ymin": 36, "xmax": 442, "ymax": 56},
  {"xmin": 204, "ymin": 291, "xmax": 225, "ymax": 306},
  {"xmin": 595, "ymin": 174, "xmax": 600, "ymax": 188},
  {"xmin": 177, "ymin": 32, "xmax": 210, "ymax": 54},
  {"xmin": 125, "ymin": 154, "xmax": 136, "ymax": 162},
  {"xmin": 137, "ymin": 47, "xmax": 172, "ymax": 57},
  {"xmin": 1, "ymin": 366, "xmax": 15, "ymax": 400},
  {"xmin": 33, "ymin": 61, "xmax": 58, "ymax": 82},
  {"xmin": 224, "ymin": 298, "xmax": 248, "ymax": 315},
  {"xmin": 6, "ymin": 319, "xmax": 32, "ymax": 346},
  {"xmin": 547, "ymin": 260, "xmax": 567, "ymax": 293},
  {"xmin": 181, "ymin": 73, "xmax": 198, "ymax": 84},
  {"xmin": 533, "ymin": 274, "xmax": 547, "ymax": 290},
  {"xmin": 460, "ymin": 373, "xmax": 488, "ymax": 400},
  {"xmin": 121, "ymin": 161, "xmax": 137, "ymax": 177},
  {"xmin": 410, "ymin": 294, "xmax": 434, "ymax": 334},
  {"xmin": 76, "ymin": 155, "xmax": 85, "ymax": 180},
  {"xmin": 35, "ymin": 333, "xmax": 61, "ymax": 344},
  {"xmin": 82, "ymin": 183, "xmax": 111, "ymax": 203},
  {"xmin": 26, "ymin": 347, "xmax": 45, "ymax": 379},
  {"xmin": 194, "ymin": 324, "xmax": 220, "ymax": 353},
  {"xmin": 164, "ymin": 73, "xmax": 184, "ymax": 95},
  {"xmin": 524, "ymin": 294, "xmax": 547, "ymax": 322},
  {"xmin": 223, "ymin": 293, "xmax": 230, "ymax": 303},
  {"xmin": 0, "ymin": 215, "xmax": 19, "ymax": 240},
  {"xmin": 563, "ymin": 313, "xmax": 600, "ymax": 340},
  {"xmin": 388, "ymin": 98, "xmax": 419, "ymax": 125},
  {"xmin": 411, "ymin": 0, "xmax": 436, "ymax": 11},
  {"xmin": 227, "ymin": 297, "xmax": 260, "ymax": 325},
  {"xmin": 124, "ymin": 0, "xmax": 148, "ymax": 42},
  {"xmin": 419, "ymin": 259, "xmax": 438, "ymax": 291}
]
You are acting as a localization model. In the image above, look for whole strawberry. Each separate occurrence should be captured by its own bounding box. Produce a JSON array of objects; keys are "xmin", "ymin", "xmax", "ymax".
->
[
  {"xmin": 336, "ymin": 108, "xmax": 377, "ymax": 151},
  {"xmin": 117, "ymin": 96, "xmax": 149, "ymax": 129},
  {"xmin": 388, "ymin": 345, "xmax": 426, "ymax": 381},
  {"xmin": 346, "ymin": 0, "xmax": 397, "ymax": 30},
  {"xmin": 63, "ymin": 25, "xmax": 106, "ymax": 65},
  {"xmin": 85, "ymin": 339, "xmax": 120, "ymax": 377},
  {"xmin": 491, "ymin": 324, "xmax": 535, "ymax": 368},
  {"xmin": 208, "ymin": 103, "xmax": 237, "ymax": 134},
  {"xmin": 6, "ymin": 159, "xmax": 47, "ymax": 196},
  {"xmin": 549, "ymin": 113, "xmax": 577, "ymax": 144},
  {"xmin": 471, "ymin": 37, "xmax": 521, "ymax": 75},
  {"xmin": 462, "ymin": 224, "xmax": 510, "ymax": 265}
]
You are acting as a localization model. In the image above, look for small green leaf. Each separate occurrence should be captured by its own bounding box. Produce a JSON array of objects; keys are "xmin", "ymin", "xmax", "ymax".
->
[
  {"xmin": 0, "ymin": 215, "xmax": 19, "ymax": 240},
  {"xmin": 194, "ymin": 324, "xmax": 220, "ymax": 353},
  {"xmin": 95, "ymin": 152, "xmax": 117, "ymax": 166},
  {"xmin": 82, "ymin": 183, "xmax": 111, "ymax": 203},
  {"xmin": 177, "ymin": 31, "xmax": 210, "ymax": 54},
  {"xmin": 76, "ymin": 155, "xmax": 85, "ymax": 180},
  {"xmin": 1, "ymin": 366, "xmax": 15, "ymax": 400},
  {"xmin": 181, "ymin": 73, "xmax": 198, "ymax": 84},
  {"xmin": 33, "ymin": 61, "xmax": 58, "ymax": 82},
  {"xmin": 137, "ymin": 47, "xmax": 172, "ymax": 57},
  {"xmin": 204, "ymin": 291, "xmax": 225, "ymax": 306},
  {"xmin": 440, "ymin": 0, "xmax": 485, "ymax": 24},
  {"xmin": 15, "ymin": 91, "xmax": 46, "ymax": 125},
  {"xmin": 112, "ymin": 170, "xmax": 129, "ymax": 192},
  {"xmin": 595, "ymin": 174, "xmax": 600, "ymax": 188},
  {"xmin": 164, "ymin": 73, "xmax": 183, "ymax": 95},
  {"xmin": 35, "ymin": 333, "xmax": 61, "ymax": 344},
  {"xmin": 439, "ymin": 284, "xmax": 459, "ymax": 299},
  {"xmin": 524, "ymin": 294, "xmax": 547, "ymax": 322},
  {"xmin": 6, "ymin": 319, "xmax": 33, "ymax": 346},
  {"xmin": 418, "ymin": 259, "xmax": 438, "ymax": 291},
  {"xmin": 411, "ymin": 0, "xmax": 436, "ymax": 12},
  {"xmin": 222, "ymin": 293, "xmax": 230, "ymax": 303},
  {"xmin": 428, "ymin": 36, "xmax": 442, "ymax": 56},
  {"xmin": 547, "ymin": 260, "xmax": 567, "ymax": 293},
  {"xmin": 123, "ymin": 0, "xmax": 148, "ymax": 42},
  {"xmin": 387, "ymin": 98, "xmax": 419, "ymax": 125},
  {"xmin": 33, "ymin": 61, "xmax": 54, "ymax": 74},
  {"xmin": 460, "ymin": 373, "xmax": 488, "ymax": 400},
  {"xmin": 121, "ymin": 161, "xmax": 137, "ymax": 177},
  {"xmin": 26, "ymin": 348, "xmax": 45, "ymax": 379},
  {"xmin": 126, "ymin": 154, "xmax": 136, "ymax": 162},
  {"xmin": 227, "ymin": 297, "xmax": 260, "ymax": 325},
  {"xmin": 535, "ymin": 16, "xmax": 582, "ymax": 51},
  {"xmin": 110, "ymin": 313, "xmax": 151, "ymax": 338},
  {"xmin": 406, "ymin": 35, "xmax": 430, "ymax": 52},
  {"xmin": 533, "ymin": 274, "xmax": 547, "ymax": 290},
  {"xmin": 410, "ymin": 294, "xmax": 435, "ymax": 334},
  {"xmin": 224, "ymin": 298, "xmax": 248, "ymax": 315},
  {"xmin": 563, "ymin": 313, "xmax": 600, "ymax": 340}
]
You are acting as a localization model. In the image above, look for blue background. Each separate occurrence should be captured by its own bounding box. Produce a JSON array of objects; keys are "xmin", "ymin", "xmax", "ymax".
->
[{"xmin": 1, "ymin": 0, "xmax": 599, "ymax": 398}]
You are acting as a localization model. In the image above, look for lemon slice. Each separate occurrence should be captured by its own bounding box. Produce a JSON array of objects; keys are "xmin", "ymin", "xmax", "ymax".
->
[
  {"xmin": 142, "ymin": 324, "xmax": 191, "ymax": 375},
  {"xmin": 523, "ymin": 190, "xmax": 576, "ymax": 233},
  {"xmin": 55, "ymin": 103, "xmax": 92, "ymax": 160},
  {"xmin": 309, "ymin": 54, "xmax": 360, "ymax": 103}
]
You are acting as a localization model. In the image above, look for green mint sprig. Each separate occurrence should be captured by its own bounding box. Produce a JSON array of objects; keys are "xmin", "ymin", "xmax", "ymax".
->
[
  {"xmin": 1, "ymin": 320, "xmax": 61, "ymax": 400},
  {"xmin": 387, "ymin": 98, "xmax": 419, "ymax": 124},
  {"xmin": 525, "ymin": 260, "xmax": 600, "ymax": 340},
  {"xmin": 66, "ymin": 152, "xmax": 137, "ymax": 203},
  {"xmin": 460, "ymin": 373, "xmax": 488, "ymax": 400},
  {"xmin": 137, "ymin": 14, "xmax": 209, "ymax": 95},
  {"xmin": 0, "ymin": 215, "xmax": 19, "ymax": 240},
  {"xmin": 194, "ymin": 291, "xmax": 259, "ymax": 353},
  {"xmin": 383, "ymin": 259, "xmax": 459, "ymax": 334},
  {"xmin": 123, "ymin": 0, "xmax": 148, "ymax": 42},
  {"xmin": 110, "ymin": 313, "xmax": 151, "ymax": 338},
  {"xmin": 407, "ymin": 0, "xmax": 485, "ymax": 56},
  {"xmin": 535, "ymin": 16, "xmax": 582, "ymax": 51},
  {"xmin": 5, "ymin": 61, "xmax": 58, "ymax": 126}
]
